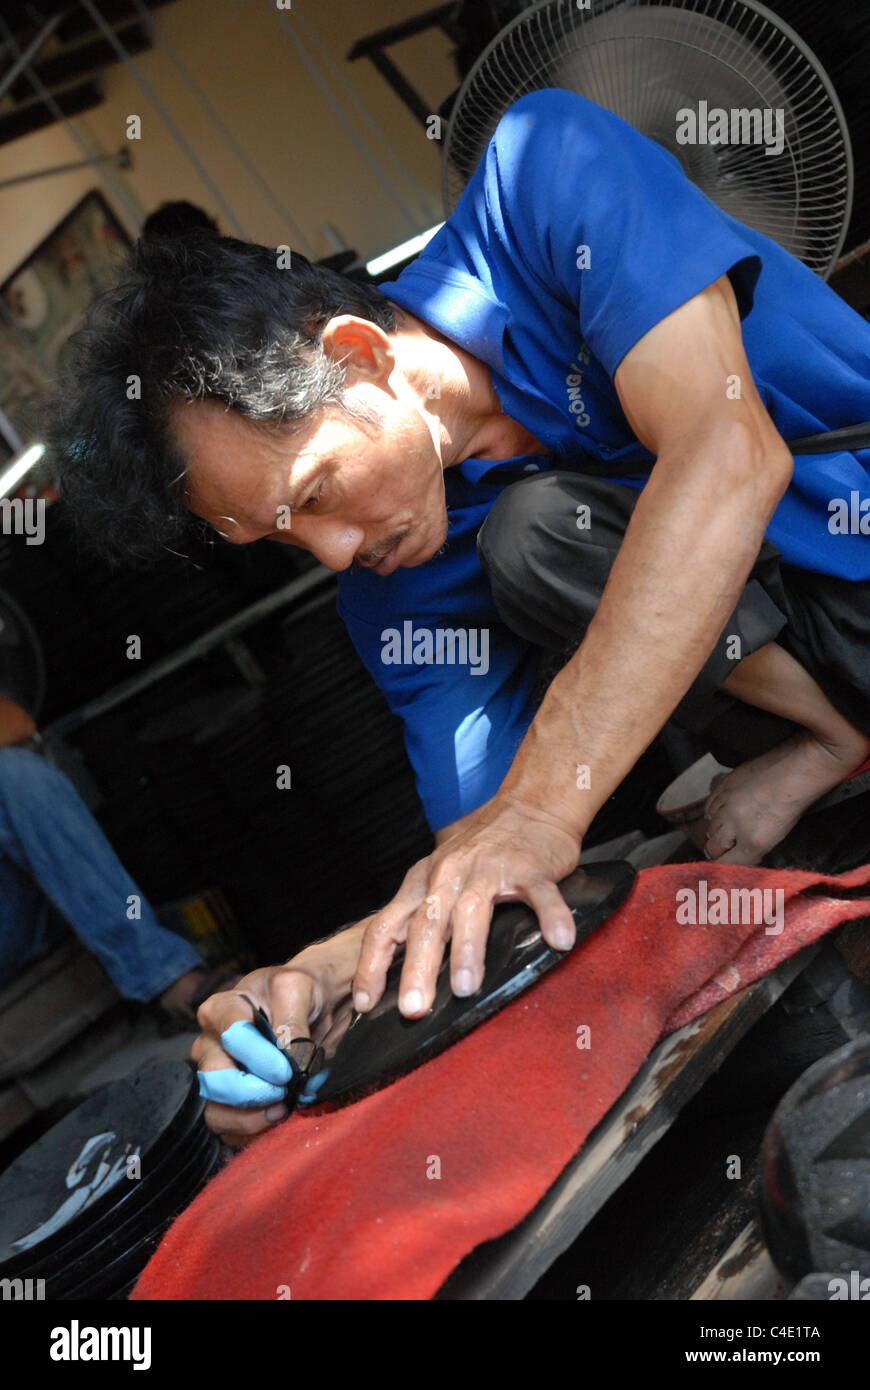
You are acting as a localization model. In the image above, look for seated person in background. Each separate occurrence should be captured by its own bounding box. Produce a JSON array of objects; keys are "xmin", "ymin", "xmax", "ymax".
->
[
  {"xmin": 0, "ymin": 198, "xmax": 221, "ymax": 1018},
  {"xmin": 0, "ymin": 691, "xmax": 234, "ymax": 1020}
]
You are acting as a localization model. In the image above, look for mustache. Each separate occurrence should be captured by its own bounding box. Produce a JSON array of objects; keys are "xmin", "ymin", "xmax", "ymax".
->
[{"xmin": 352, "ymin": 530, "xmax": 408, "ymax": 570}]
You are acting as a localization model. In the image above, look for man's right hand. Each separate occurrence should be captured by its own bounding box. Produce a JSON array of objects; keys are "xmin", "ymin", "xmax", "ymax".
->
[{"xmin": 192, "ymin": 924, "xmax": 366, "ymax": 1147}]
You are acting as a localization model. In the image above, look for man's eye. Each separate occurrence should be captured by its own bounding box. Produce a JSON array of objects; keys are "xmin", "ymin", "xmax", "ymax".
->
[{"xmin": 302, "ymin": 491, "xmax": 321, "ymax": 510}]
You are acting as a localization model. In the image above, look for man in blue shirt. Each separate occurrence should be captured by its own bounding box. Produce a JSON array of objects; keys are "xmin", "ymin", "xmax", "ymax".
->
[
  {"xmin": 57, "ymin": 90, "xmax": 870, "ymax": 1142},
  {"xmin": 337, "ymin": 86, "xmax": 870, "ymax": 835}
]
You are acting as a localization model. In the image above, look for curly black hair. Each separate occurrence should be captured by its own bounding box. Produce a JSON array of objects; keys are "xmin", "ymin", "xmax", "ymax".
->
[{"xmin": 46, "ymin": 231, "xmax": 398, "ymax": 566}]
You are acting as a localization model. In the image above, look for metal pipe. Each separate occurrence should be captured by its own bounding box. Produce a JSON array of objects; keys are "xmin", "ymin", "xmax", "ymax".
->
[
  {"xmin": 0, "ymin": 13, "xmax": 63, "ymax": 102},
  {"xmin": 0, "ymin": 148, "xmax": 129, "ymax": 192},
  {"xmin": 44, "ymin": 564, "xmax": 336, "ymax": 736},
  {"xmin": 79, "ymin": 0, "xmax": 251, "ymax": 239},
  {"xmin": 129, "ymin": 0, "xmax": 317, "ymax": 256},
  {"xmin": 272, "ymin": 5, "xmax": 419, "ymax": 234},
  {"xmin": 365, "ymin": 49, "xmax": 431, "ymax": 129},
  {"xmin": 294, "ymin": 6, "xmax": 428, "ymax": 209},
  {"xmin": 0, "ymin": 14, "xmax": 146, "ymax": 234}
]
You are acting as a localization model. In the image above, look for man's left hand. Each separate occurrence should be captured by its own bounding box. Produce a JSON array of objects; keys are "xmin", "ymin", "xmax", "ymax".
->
[{"xmin": 351, "ymin": 793, "xmax": 582, "ymax": 1017}]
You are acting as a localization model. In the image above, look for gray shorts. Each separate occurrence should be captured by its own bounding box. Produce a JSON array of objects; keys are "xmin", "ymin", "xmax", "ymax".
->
[{"xmin": 476, "ymin": 471, "xmax": 870, "ymax": 763}]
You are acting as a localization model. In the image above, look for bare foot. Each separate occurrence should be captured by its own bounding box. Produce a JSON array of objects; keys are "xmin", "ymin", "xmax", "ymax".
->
[{"xmin": 703, "ymin": 728, "xmax": 870, "ymax": 865}]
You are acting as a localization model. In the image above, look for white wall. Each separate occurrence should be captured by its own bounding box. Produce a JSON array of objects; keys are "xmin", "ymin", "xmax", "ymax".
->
[
  {"xmin": 0, "ymin": 122, "xmax": 97, "ymax": 274},
  {"xmin": 0, "ymin": 0, "xmax": 457, "ymax": 280}
]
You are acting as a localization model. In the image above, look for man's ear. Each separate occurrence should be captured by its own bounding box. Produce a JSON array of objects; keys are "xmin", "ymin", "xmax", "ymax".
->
[
  {"xmin": 0, "ymin": 695, "xmax": 37, "ymax": 748},
  {"xmin": 321, "ymin": 315, "xmax": 394, "ymax": 384}
]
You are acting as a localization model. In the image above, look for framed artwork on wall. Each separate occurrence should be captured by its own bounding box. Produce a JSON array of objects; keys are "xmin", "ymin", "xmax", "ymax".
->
[{"xmin": 0, "ymin": 190, "xmax": 131, "ymax": 462}]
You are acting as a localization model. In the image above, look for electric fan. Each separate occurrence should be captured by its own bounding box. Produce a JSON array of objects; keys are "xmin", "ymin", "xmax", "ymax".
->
[{"xmin": 443, "ymin": 0, "xmax": 853, "ymax": 278}]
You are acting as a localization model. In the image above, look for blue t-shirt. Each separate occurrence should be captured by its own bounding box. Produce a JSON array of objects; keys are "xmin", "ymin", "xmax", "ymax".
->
[{"xmin": 337, "ymin": 88, "xmax": 870, "ymax": 832}]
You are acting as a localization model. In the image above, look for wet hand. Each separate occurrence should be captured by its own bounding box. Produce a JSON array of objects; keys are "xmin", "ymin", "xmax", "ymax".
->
[
  {"xmin": 352, "ymin": 794, "xmax": 582, "ymax": 1020},
  {"xmin": 192, "ymin": 961, "xmax": 333, "ymax": 1148}
]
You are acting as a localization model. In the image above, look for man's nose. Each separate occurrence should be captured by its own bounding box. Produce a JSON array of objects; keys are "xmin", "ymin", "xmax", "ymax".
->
[{"xmin": 291, "ymin": 518, "xmax": 365, "ymax": 572}]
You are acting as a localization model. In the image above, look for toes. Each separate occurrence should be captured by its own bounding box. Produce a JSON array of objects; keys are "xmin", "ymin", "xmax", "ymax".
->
[
  {"xmin": 703, "ymin": 811, "xmax": 764, "ymax": 865},
  {"xmin": 709, "ymin": 840, "xmax": 763, "ymax": 867},
  {"xmin": 702, "ymin": 810, "xmax": 734, "ymax": 862},
  {"xmin": 704, "ymin": 779, "xmax": 731, "ymax": 819},
  {"xmin": 704, "ymin": 831, "xmax": 738, "ymax": 861}
]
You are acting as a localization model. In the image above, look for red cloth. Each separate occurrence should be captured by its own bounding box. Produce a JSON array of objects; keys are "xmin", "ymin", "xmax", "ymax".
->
[{"xmin": 132, "ymin": 861, "xmax": 870, "ymax": 1301}]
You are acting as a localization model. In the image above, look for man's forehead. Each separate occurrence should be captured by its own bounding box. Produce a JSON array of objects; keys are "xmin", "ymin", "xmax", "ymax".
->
[
  {"xmin": 171, "ymin": 399, "xmax": 329, "ymax": 524},
  {"xmin": 170, "ymin": 396, "xmax": 338, "ymax": 468},
  {"xmin": 172, "ymin": 396, "xmax": 277, "ymax": 451}
]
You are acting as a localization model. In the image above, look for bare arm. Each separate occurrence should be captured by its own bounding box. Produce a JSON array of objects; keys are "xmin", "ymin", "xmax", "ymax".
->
[
  {"xmin": 434, "ymin": 811, "xmax": 476, "ymax": 846},
  {"xmin": 199, "ymin": 270, "xmax": 797, "ymax": 1090},
  {"xmin": 348, "ymin": 273, "xmax": 795, "ymax": 1016},
  {"xmin": 500, "ymin": 273, "xmax": 794, "ymax": 835}
]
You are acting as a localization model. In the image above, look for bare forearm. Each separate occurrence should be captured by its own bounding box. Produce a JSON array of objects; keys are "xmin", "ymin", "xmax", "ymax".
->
[
  {"xmin": 501, "ymin": 428, "xmax": 793, "ymax": 834},
  {"xmin": 434, "ymin": 809, "xmax": 478, "ymax": 845},
  {"xmin": 291, "ymin": 919, "xmax": 368, "ymax": 1003}
]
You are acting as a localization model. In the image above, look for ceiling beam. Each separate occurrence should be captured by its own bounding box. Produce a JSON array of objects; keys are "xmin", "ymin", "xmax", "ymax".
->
[
  {"xmin": 0, "ymin": 12, "xmax": 63, "ymax": 102},
  {"xmin": 0, "ymin": 1, "xmax": 176, "ymax": 42},
  {"xmin": 0, "ymin": 77, "xmax": 102, "ymax": 145},
  {"xmin": 57, "ymin": 0, "xmax": 178, "ymax": 44},
  {"xmin": 7, "ymin": 21, "xmax": 151, "ymax": 102}
]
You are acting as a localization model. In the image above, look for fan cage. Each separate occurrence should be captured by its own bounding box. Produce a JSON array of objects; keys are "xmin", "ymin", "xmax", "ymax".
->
[{"xmin": 443, "ymin": 0, "xmax": 853, "ymax": 278}]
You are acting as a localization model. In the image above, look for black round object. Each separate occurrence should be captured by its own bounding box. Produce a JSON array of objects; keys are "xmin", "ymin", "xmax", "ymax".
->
[
  {"xmin": 759, "ymin": 1035, "xmax": 870, "ymax": 1284},
  {"xmin": 0, "ymin": 587, "xmax": 46, "ymax": 719},
  {"xmin": 6, "ymin": 1083, "xmax": 208, "ymax": 1285},
  {"xmin": 0, "ymin": 1060, "xmax": 220, "ymax": 1298},
  {"xmin": 301, "ymin": 860, "xmax": 635, "ymax": 1109}
]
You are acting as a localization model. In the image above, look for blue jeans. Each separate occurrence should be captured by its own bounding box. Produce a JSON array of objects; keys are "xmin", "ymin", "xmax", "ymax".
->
[{"xmin": 0, "ymin": 747, "xmax": 201, "ymax": 1000}]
